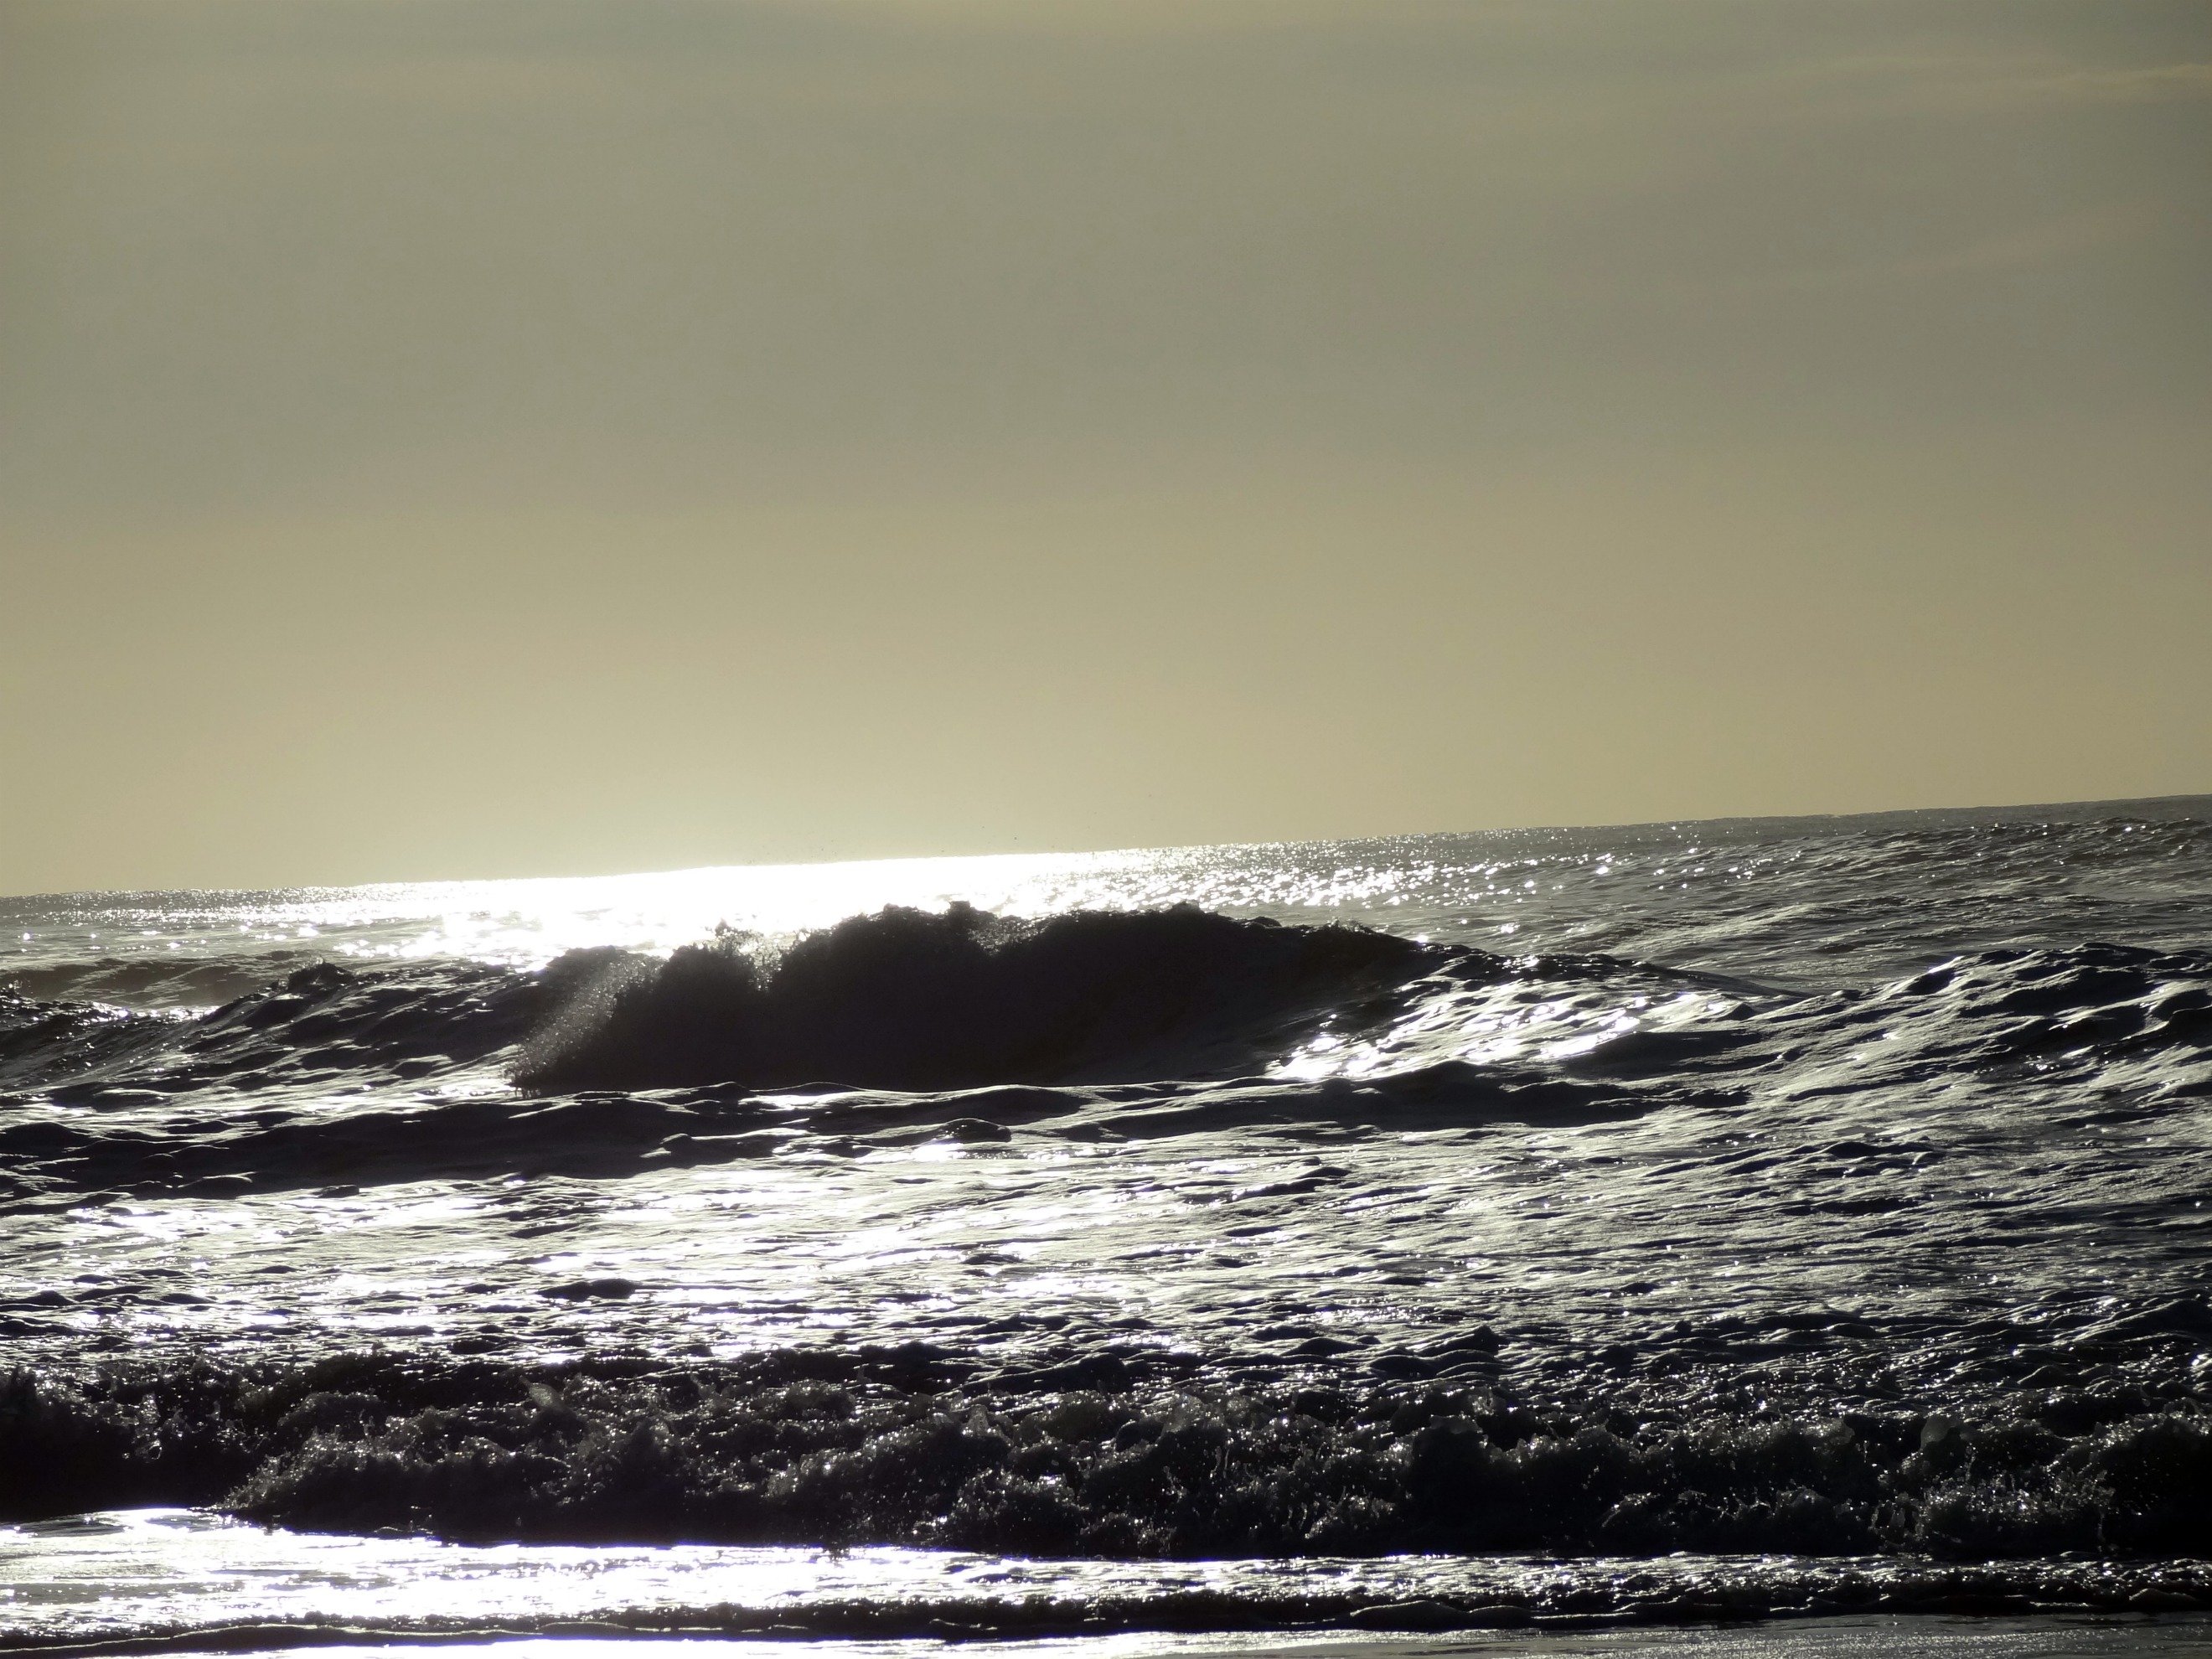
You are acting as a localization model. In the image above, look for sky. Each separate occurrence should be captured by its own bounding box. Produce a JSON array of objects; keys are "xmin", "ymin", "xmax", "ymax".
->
[{"xmin": 2, "ymin": 0, "xmax": 2208, "ymax": 893}]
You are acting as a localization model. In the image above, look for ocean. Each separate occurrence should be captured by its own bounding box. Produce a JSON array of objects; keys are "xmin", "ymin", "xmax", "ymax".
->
[{"xmin": 3, "ymin": 798, "xmax": 2210, "ymax": 1655}]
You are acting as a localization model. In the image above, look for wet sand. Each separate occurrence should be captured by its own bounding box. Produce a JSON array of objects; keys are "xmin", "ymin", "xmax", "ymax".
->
[{"xmin": 94, "ymin": 1620, "xmax": 2212, "ymax": 1659}]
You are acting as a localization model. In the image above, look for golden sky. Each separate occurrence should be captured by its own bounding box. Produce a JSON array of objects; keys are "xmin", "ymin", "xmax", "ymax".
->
[{"xmin": 3, "ymin": 0, "xmax": 2208, "ymax": 892}]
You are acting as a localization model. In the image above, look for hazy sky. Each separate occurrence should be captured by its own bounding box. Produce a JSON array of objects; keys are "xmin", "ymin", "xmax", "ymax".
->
[{"xmin": 3, "ymin": 0, "xmax": 2208, "ymax": 892}]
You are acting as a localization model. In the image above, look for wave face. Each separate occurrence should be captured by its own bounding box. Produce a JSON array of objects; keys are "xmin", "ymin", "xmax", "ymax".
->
[
  {"xmin": 3, "ymin": 798, "xmax": 2211, "ymax": 1637},
  {"xmin": 518, "ymin": 902, "xmax": 1447, "ymax": 1091}
]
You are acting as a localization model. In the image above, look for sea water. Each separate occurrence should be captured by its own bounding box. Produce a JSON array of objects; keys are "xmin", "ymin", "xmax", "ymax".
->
[{"xmin": 3, "ymin": 798, "xmax": 2210, "ymax": 1651}]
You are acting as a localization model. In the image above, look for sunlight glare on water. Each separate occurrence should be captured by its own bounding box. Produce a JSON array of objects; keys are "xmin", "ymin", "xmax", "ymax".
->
[{"xmin": 3, "ymin": 798, "xmax": 2212, "ymax": 1644}]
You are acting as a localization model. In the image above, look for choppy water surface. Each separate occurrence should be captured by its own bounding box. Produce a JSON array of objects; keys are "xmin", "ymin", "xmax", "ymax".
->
[{"xmin": 3, "ymin": 798, "xmax": 2209, "ymax": 1646}]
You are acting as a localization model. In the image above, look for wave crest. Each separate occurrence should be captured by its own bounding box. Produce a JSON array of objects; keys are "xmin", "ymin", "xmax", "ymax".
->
[{"xmin": 517, "ymin": 904, "xmax": 1445, "ymax": 1092}]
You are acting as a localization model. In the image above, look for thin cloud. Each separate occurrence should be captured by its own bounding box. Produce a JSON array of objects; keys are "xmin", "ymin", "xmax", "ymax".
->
[
  {"xmin": 2008, "ymin": 59, "xmax": 2212, "ymax": 106},
  {"xmin": 1726, "ymin": 199, "xmax": 2168, "ymax": 297}
]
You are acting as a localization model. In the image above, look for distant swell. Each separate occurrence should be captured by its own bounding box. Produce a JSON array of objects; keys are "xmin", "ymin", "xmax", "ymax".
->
[{"xmin": 516, "ymin": 904, "xmax": 1447, "ymax": 1092}]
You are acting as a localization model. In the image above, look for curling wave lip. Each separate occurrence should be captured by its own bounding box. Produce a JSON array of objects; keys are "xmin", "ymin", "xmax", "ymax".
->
[{"xmin": 1, "ymin": 797, "xmax": 2209, "ymax": 1633}]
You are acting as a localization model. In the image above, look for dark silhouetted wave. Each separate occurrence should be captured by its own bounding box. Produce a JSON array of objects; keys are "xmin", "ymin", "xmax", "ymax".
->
[
  {"xmin": 516, "ymin": 903, "xmax": 1449, "ymax": 1091},
  {"xmin": 7, "ymin": 1320, "xmax": 2212, "ymax": 1562}
]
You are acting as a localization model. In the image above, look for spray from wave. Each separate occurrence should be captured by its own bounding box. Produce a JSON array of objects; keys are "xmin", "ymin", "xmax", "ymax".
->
[
  {"xmin": 516, "ymin": 902, "xmax": 1448, "ymax": 1092},
  {"xmin": 4, "ymin": 815, "xmax": 2211, "ymax": 1631}
]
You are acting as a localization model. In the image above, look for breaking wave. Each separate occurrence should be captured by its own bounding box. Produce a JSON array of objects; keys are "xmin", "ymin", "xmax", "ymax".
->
[
  {"xmin": 6, "ymin": 1335, "xmax": 2211, "ymax": 1562},
  {"xmin": 516, "ymin": 902, "xmax": 1448, "ymax": 1091},
  {"xmin": 4, "ymin": 806, "xmax": 2212, "ymax": 1638},
  {"xmin": 2, "ymin": 917, "xmax": 2209, "ymax": 1205}
]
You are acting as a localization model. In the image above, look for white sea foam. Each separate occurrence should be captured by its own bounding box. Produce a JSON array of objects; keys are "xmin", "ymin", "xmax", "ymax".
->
[{"xmin": 2, "ymin": 798, "xmax": 2209, "ymax": 1639}]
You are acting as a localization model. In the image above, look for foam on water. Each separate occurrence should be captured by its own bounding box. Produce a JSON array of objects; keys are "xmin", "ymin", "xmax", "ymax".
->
[
  {"xmin": 2, "ymin": 798, "xmax": 2209, "ymax": 1641},
  {"xmin": 4, "ymin": 1508, "xmax": 2212, "ymax": 1652}
]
